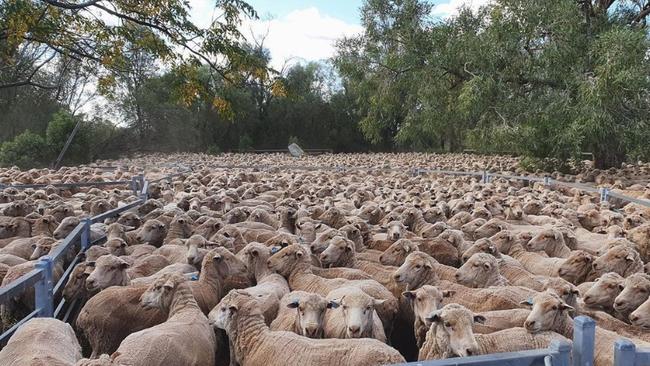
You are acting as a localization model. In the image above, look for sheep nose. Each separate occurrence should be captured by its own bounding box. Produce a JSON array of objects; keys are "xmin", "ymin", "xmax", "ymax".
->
[
  {"xmin": 614, "ymin": 300, "xmax": 624, "ymax": 308},
  {"xmin": 466, "ymin": 348, "xmax": 475, "ymax": 356},
  {"xmin": 187, "ymin": 255, "xmax": 195, "ymax": 264},
  {"xmin": 630, "ymin": 315, "xmax": 640, "ymax": 323},
  {"xmin": 524, "ymin": 320, "xmax": 535, "ymax": 330},
  {"xmin": 454, "ymin": 272, "xmax": 460, "ymax": 279},
  {"xmin": 584, "ymin": 295, "xmax": 592, "ymax": 303},
  {"xmin": 348, "ymin": 325, "xmax": 360, "ymax": 334},
  {"xmin": 393, "ymin": 273, "xmax": 401, "ymax": 280},
  {"xmin": 462, "ymin": 256, "xmax": 468, "ymax": 263}
]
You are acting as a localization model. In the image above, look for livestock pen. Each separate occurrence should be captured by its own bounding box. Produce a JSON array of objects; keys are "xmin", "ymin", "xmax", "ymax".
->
[{"xmin": 0, "ymin": 158, "xmax": 649, "ymax": 365}]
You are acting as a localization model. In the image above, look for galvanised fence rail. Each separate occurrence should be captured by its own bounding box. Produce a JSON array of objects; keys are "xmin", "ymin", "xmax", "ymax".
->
[{"xmin": 0, "ymin": 166, "xmax": 193, "ymax": 345}]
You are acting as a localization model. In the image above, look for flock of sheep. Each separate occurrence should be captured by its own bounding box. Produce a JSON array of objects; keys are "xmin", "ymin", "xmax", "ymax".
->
[{"xmin": 0, "ymin": 152, "xmax": 649, "ymax": 366}]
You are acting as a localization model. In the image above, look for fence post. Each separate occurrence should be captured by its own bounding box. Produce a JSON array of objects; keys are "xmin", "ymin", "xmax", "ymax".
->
[
  {"xmin": 130, "ymin": 176, "xmax": 139, "ymax": 196},
  {"xmin": 544, "ymin": 176, "xmax": 551, "ymax": 186},
  {"xmin": 482, "ymin": 170, "xmax": 489, "ymax": 183},
  {"xmin": 573, "ymin": 316, "xmax": 595, "ymax": 366},
  {"xmin": 80, "ymin": 219, "xmax": 91, "ymax": 250},
  {"xmin": 34, "ymin": 257, "xmax": 54, "ymax": 317},
  {"xmin": 599, "ymin": 188, "xmax": 610, "ymax": 202},
  {"xmin": 614, "ymin": 339, "xmax": 636, "ymax": 366},
  {"xmin": 550, "ymin": 340, "xmax": 572, "ymax": 366}
]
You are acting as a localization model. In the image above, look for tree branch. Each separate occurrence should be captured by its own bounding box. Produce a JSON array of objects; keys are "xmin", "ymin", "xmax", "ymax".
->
[
  {"xmin": 633, "ymin": 2, "xmax": 650, "ymax": 23},
  {"xmin": 41, "ymin": 0, "xmax": 101, "ymax": 10}
]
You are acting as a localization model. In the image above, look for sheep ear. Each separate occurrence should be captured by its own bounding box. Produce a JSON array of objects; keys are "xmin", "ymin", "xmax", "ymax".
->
[
  {"xmin": 287, "ymin": 300, "xmax": 300, "ymax": 309},
  {"xmin": 555, "ymin": 232, "xmax": 562, "ymax": 241},
  {"xmin": 163, "ymin": 280, "xmax": 175, "ymax": 290},
  {"xmin": 315, "ymin": 223, "xmax": 322, "ymax": 229},
  {"xmin": 373, "ymin": 299, "xmax": 386, "ymax": 307},
  {"xmin": 473, "ymin": 315, "xmax": 486, "ymax": 324},
  {"xmin": 521, "ymin": 298, "xmax": 534, "ymax": 306},
  {"xmin": 402, "ymin": 291, "xmax": 416, "ymax": 300},
  {"xmin": 442, "ymin": 290, "xmax": 454, "ymax": 298},
  {"xmin": 86, "ymin": 261, "xmax": 96, "ymax": 267},
  {"xmin": 213, "ymin": 254, "xmax": 223, "ymax": 262},
  {"xmin": 560, "ymin": 303, "xmax": 574, "ymax": 312},
  {"xmin": 583, "ymin": 256, "xmax": 592, "ymax": 263},
  {"xmin": 625, "ymin": 254, "xmax": 635, "ymax": 261},
  {"xmin": 345, "ymin": 245, "xmax": 353, "ymax": 252},
  {"xmin": 228, "ymin": 305, "xmax": 238, "ymax": 313},
  {"xmin": 483, "ymin": 263, "xmax": 491, "ymax": 270},
  {"xmin": 488, "ymin": 245, "xmax": 496, "ymax": 253},
  {"xmin": 424, "ymin": 262, "xmax": 433, "ymax": 270},
  {"xmin": 327, "ymin": 301, "xmax": 339, "ymax": 309}
]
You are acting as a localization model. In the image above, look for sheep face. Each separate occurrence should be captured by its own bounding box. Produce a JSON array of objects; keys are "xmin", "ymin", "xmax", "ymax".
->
[
  {"xmin": 524, "ymin": 291, "xmax": 574, "ymax": 334},
  {"xmin": 209, "ymin": 290, "xmax": 260, "ymax": 332},
  {"xmin": 185, "ymin": 235, "xmax": 209, "ymax": 266},
  {"xmin": 63, "ymin": 262, "xmax": 90, "ymax": 302},
  {"xmin": 527, "ymin": 229, "xmax": 563, "ymax": 252},
  {"xmin": 629, "ymin": 299, "xmax": 650, "ymax": 329},
  {"xmin": 426, "ymin": 304, "xmax": 483, "ymax": 358},
  {"xmin": 116, "ymin": 213, "xmax": 142, "ymax": 229},
  {"xmin": 613, "ymin": 273, "xmax": 650, "ymax": 316},
  {"xmin": 136, "ymin": 220, "xmax": 167, "ymax": 246},
  {"xmin": 557, "ymin": 251, "xmax": 593, "ymax": 284},
  {"xmin": 138, "ymin": 199, "xmax": 162, "ymax": 215},
  {"xmin": 310, "ymin": 229, "xmax": 341, "ymax": 255},
  {"xmin": 380, "ymin": 239, "xmax": 418, "ymax": 266},
  {"xmin": 331, "ymin": 290, "xmax": 384, "ymax": 338},
  {"xmin": 461, "ymin": 239, "xmax": 497, "ymax": 263},
  {"xmin": 583, "ymin": 272, "xmax": 624, "ymax": 309},
  {"xmin": 474, "ymin": 220, "xmax": 506, "ymax": 239},
  {"xmin": 422, "ymin": 207, "xmax": 446, "ymax": 224},
  {"xmin": 85, "ymin": 255, "xmax": 130, "ymax": 291},
  {"xmin": 460, "ymin": 218, "xmax": 486, "ymax": 238},
  {"xmin": 295, "ymin": 221, "xmax": 322, "ymax": 245},
  {"xmin": 29, "ymin": 237, "xmax": 57, "ymax": 260},
  {"xmin": 393, "ymin": 252, "xmax": 437, "ymax": 289},
  {"xmin": 104, "ymin": 238, "xmax": 128, "ymax": 256},
  {"xmin": 455, "ymin": 253, "xmax": 497, "ymax": 288},
  {"xmin": 319, "ymin": 237, "xmax": 354, "ymax": 267},
  {"xmin": 47, "ymin": 204, "xmax": 74, "ymax": 222},
  {"xmin": 0, "ymin": 221, "xmax": 16, "ymax": 239},
  {"xmin": 286, "ymin": 293, "xmax": 333, "ymax": 338},
  {"xmin": 591, "ymin": 245, "xmax": 641, "ymax": 278},
  {"xmin": 53, "ymin": 217, "xmax": 80, "ymax": 240},
  {"xmin": 402, "ymin": 285, "xmax": 449, "ymax": 328},
  {"xmin": 140, "ymin": 273, "xmax": 186, "ymax": 312},
  {"xmin": 267, "ymin": 245, "xmax": 309, "ymax": 278}
]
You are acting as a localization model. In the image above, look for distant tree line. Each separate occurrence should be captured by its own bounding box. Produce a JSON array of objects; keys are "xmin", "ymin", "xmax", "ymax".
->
[{"xmin": 1, "ymin": 0, "xmax": 649, "ymax": 170}]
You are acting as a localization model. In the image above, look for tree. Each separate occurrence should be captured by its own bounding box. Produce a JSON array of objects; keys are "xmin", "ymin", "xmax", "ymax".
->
[{"xmin": 0, "ymin": 0, "xmax": 258, "ymax": 93}]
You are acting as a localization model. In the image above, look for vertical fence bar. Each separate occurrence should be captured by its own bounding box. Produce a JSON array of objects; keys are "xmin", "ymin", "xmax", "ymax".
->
[
  {"xmin": 614, "ymin": 339, "xmax": 637, "ymax": 366},
  {"xmin": 551, "ymin": 340, "xmax": 572, "ymax": 366},
  {"xmin": 573, "ymin": 316, "xmax": 595, "ymax": 366},
  {"xmin": 544, "ymin": 176, "xmax": 551, "ymax": 186},
  {"xmin": 130, "ymin": 176, "xmax": 139, "ymax": 196},
  {"xmin": 599, "ymin": 188, "xmax": 610, "ymax": 202},
  {"xmin": 34, "ymin": 257, "xmax": 53, "ymax": 317},
  {"xmin": 80, "ymin": 219, "xmax": 91, "ymax": 250}
]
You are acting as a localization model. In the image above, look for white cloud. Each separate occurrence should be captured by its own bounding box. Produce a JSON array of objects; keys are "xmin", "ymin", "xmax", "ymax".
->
[
  {"xmin": 432, "ymin": 0, "xmax": 491, "ymax": 18},
  {"xmin": 242, "ymin": 7, "xmax": 363, "ymax": 69}
]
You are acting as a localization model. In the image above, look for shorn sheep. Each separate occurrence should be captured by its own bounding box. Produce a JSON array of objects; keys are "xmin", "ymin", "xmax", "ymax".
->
[{"xmin": 209, "ymin": 289, "xmax": 406, "ymax": 366}]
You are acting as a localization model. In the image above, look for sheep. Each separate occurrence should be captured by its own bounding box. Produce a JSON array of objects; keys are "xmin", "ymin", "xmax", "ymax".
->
[
  {"xmin": 454, "ymin": 253, "xmax": 509, "ymax": 288},
  {"xmin": 508, "ymin": 243, "xmax": 593, "ymax": 284},
  {"xmin": 0, "ymin": 318, "xmax": 82, "ymax": 365},
  {"xmin": 379, "ymin": 239, "xmax": 419, "ymax": 266},
  {"xmin": 613, "ymin": 273, "xmax": 650, "ymax": 320},
  {"xmin": 237, "ymin": 242, "xmax": 290, "ymax": 324},
  {"xmin": 110, "ymin": 273, "xmax": 216, "ymax": 366},
  {"xmin": 401, "ymin": 285, "xmax": 452, "ymax": 347},
  {"xmin": 208, "ymin": 290, "xmax": 406, "ymax": 366},
  {"xmin": 270, "ymin": 291, "xmax": 335, "ymax": 338},
  {"xmin": 630, "ymin": 297, "xmax": 650, "ymax": 329},
  {"xmin": 527, "ymin": 228, "xmax": 572, "ymax": 257},
  {"xmin": 132, "ymin": 219, "xmax": 167, "ymax": 247},
  {"xmin": 523, "ymin": 290, "xmax": 650, "ymax": 366},
  {"xmin": 77, "ymin": 247, "xmax": 249, "ymax": 357},
  {"xmin": 418, "ymin": 303, "xmax": 567, "ymax": 361},
  {"xmin": 590, "ymin": 244, "xmax": 644, "ymax": 280},
  {"xmin": 582, "ymin": 272, "xmax": 625, "ymax": 311},
  {"xmin": 401, "ymin": 207, "xmax": 438, "ymax": 238},
  {"xmin": 319, "ymin": 236, "xmax": 397, "ymax": 288},
  {"xmin": 392, "ymin": 251, "xmax": 457, "ymax": 286},
  {"xmin": 628, "ymin": 223, "xmax": 650, "ymax": 262},
  {"xmin": 323, "ymin": 286, "xmax": 386, "ymax": 342},
  {"xmin": 393, "ymin": 252, "xmax": 536, "ymax": 312},
  {"xmin": 267, "ymin": 244, "xmax": 398, "ymax": 334}
]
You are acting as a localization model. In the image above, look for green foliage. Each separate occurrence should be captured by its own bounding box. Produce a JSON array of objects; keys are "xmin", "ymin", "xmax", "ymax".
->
[
  {"xmin": 46, "ymin": 110, "xmax": 90, "ymax": 165},
  {"xmin": 0, "ymin": 130, "xmax": 47, "ymax": 168},
  {"xmin": 336, "ymin": 0, "xmax": 650, "ymax": 168}
]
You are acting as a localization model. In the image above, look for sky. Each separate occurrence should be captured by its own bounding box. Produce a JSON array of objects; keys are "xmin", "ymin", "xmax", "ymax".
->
[{"xmin": 188, "ymin": 0, "xmax": 490, "ymax": 69}]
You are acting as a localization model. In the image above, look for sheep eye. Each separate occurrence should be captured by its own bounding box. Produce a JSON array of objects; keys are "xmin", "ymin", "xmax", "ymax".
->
[
  {"xmin": 415, "ymin": 265, "xmax": 422, "ymax": 269},
  {"xmin": 444, "ymin": 322, "xmax": 451, "ymax": 327},
  {"xmin": 551, "ymin": 305, "xmax": 558, "ymax": 310}
]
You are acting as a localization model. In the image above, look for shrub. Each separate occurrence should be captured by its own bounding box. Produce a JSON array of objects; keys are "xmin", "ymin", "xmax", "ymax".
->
[{"xmin": 0, "ymin": 130, "xmax": 48, "ymax": 169}]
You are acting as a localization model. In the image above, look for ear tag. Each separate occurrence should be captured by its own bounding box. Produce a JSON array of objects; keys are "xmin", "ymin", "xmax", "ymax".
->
[
  {"xmin": 190, "ymin": 274, "xmax": 199, "ymax": 281},
  {"xmin": 271, "ymin": 246, "xmax": 281, "ymax": 254}
]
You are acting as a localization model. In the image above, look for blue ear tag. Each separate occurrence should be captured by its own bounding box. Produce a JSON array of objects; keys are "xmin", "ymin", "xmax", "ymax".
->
[
  {"xmin": 526, "ymin": 297, "xmax": 533, "ymax": 305},
  {"xmin": 271, "ymin": 246, "xmax": 281, "ymax": 254},
  {"xmin": 190, "ymin": 274, "xmax": 199, "ymax": 281}
]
